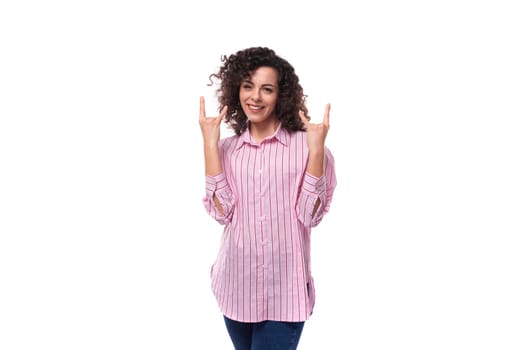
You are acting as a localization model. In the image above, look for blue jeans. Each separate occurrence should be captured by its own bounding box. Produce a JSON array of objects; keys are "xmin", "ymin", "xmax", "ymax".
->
[{"xmin": 224, "ymin": 316, "xmax": 305, "ymax": 350}]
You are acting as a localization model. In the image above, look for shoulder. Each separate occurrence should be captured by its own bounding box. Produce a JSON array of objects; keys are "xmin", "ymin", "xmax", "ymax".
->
[
  {"xmin": 219, "ymin": 133, "xmax": 241, "ymax": 150},
  {"xmin": 287, "ymin": 129, "xmax": 307, "ymax": 142}
]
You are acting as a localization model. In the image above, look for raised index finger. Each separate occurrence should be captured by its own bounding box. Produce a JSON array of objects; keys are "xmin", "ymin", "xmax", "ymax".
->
[
  {"xmin": 199, "ymin": 96, "xmax": 206, "ymax": 120},
  {"xmin": 323, "ymin": 103, "xmax": 331, "ymax": 126}
]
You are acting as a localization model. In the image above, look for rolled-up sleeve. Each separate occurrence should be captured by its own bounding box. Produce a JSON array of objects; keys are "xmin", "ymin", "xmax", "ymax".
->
[
  {"xmin": 203, "ymin": 172, "xmax": 234, "ymax": 225},
  {"xmin": 296, "ymin": 149, "xmax": 337, "ymax": 227}
]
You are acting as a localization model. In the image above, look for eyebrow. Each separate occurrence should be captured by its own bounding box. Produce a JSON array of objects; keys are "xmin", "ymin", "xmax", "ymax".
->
[{"xmin": 242, "ymin": 79, "xmax": 277, "ymax": 88}]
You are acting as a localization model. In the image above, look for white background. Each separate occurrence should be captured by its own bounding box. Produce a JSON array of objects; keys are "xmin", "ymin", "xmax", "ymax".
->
[{"xmin": 1, "ymin": 0, "xmax": 524, "ymax": 349}]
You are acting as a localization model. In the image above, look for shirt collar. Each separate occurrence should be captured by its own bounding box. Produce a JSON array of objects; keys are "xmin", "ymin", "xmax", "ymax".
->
[{"xmin": 235, "ymin": 122, "xmax": 289, "ymax": 149}]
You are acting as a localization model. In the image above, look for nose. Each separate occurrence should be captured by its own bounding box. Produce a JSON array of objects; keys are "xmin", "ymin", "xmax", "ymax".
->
[{"xmin": 251, "ymin": 88, "xmax": 262, "ymax": 102}]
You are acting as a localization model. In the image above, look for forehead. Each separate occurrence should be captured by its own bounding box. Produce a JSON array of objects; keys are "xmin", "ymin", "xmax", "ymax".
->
[{"xmin": 245, "ymin": 66, "xmax": 279, "ymax": 84}]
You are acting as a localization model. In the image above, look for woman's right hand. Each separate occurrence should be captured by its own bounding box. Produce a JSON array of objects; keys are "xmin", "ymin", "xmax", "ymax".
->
[{"xmin": 199, "ymin": 96, "xmax": 227, "ymax": 147}]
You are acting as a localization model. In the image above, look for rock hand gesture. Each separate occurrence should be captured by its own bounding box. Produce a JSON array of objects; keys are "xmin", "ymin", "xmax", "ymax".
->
[
  {"xmin": 199, "ymin": 96, "xmax": 227, "ymax": 176},
  {"xmin": 299, "ymin": 104, "xmax": 331, "ymax": 177}
]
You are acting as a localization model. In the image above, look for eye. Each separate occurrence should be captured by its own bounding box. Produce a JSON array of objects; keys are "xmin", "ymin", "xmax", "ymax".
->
[
  {"xmin": 263, "ymin": 87, "xmax": 274, "ymax": 94},
  {"xmin": 241, "ymin": 83, "xmax": 253, "ymax": 90}
]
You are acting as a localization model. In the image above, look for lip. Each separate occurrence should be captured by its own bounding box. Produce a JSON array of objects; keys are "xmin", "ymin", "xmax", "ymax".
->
[{"xmin": 247, "ymin": 104, "xmax": 264, "ymax": 112}]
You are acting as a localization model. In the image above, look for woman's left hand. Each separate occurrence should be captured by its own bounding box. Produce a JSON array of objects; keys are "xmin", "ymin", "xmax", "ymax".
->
[{"xmin": 299, "ymin": 104, "xmax": 331, "ymax": 152}]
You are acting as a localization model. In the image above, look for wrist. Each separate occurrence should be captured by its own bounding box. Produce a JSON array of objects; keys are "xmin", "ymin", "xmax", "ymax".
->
[
  {"xmin": 308, "ymin": 146, "xmax": 325, "ymax": 156},
  {"xmin": 203, "ymin": 141, "xmax": 219, "ymax": 150}
]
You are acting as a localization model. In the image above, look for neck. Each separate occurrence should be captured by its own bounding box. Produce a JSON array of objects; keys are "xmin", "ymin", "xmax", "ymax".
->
[{"xmin": 249, "ymin": 118, "xmax": 280, "ymax": 143}]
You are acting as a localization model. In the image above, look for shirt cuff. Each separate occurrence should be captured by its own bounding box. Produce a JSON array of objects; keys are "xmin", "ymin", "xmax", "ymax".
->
[
  {"xmin": 205, "ymin": 172, "xmax": 229, "ymax": 194},
  {"xmin": 302, "ymin": 172, "xmax": 326, "ymax": 194}
]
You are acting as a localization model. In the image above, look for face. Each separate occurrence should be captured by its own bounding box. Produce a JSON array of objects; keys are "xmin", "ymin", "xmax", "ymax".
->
[{"xmin": 239, "ymin": 66, "xmax": 279, "ymax": 126}]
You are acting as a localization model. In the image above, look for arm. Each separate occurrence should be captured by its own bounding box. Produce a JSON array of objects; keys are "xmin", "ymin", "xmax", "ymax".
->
[
  {"xmin": 305, "ymin": 147, "xmax": 325, "ymax": 216},
  {"xmin": 199, "ymin": 97, "xmax": 233, "ymax": 223},
  {"xmin": 297, "ymin": 104, "xmax": 336, "ymax": 227},
  {"xmin": 203, "ymin": 171, "xmax": 234, "ymax": 224},
  {"xmin": 297, "ymin": 148, "xmax": 337, "ymax": 227},
  {"xmin": 203, "ymin": 143, "xmax": 224, "ymax": 215}
]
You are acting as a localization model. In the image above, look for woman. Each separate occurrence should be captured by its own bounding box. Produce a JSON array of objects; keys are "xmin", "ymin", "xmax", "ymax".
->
[{"xmin": 199, "ymin": 47, "xmax": 336, "ymax": 349}]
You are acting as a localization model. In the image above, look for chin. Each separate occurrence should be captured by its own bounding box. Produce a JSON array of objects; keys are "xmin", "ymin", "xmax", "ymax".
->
[{"xmin": 247, "ymin": 116, "xmax": 265, "ymax": 124}]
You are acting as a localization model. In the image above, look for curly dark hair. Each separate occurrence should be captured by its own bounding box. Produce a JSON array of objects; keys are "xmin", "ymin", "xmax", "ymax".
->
[{"xmin": 209, "ymin": 47, "xmax": 309, "ymax": 136}]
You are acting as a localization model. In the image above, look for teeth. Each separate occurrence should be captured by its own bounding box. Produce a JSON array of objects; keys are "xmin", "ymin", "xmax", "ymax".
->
[{"xmin": 249, "ymin": 105, "xmax": 263, "ymax": 110}]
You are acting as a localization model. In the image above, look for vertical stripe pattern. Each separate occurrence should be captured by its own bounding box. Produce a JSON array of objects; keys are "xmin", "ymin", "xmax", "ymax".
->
[{"xmin": 204, "ymin": 125, "xmax": 337, "ymax": 322}]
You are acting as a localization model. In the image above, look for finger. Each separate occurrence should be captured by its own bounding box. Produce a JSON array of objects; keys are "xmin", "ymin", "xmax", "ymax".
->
[
  {"xmin": 323, "ymin": 103, "xmax": 331, "ymax": 126},
  {"xmin": 299, "ymin": 110, "xmax": 309, "ymax": 127},
  {"xmin": 216, "ymin": 105, "xmax": 228, "ymax": 124},
  {"xmin": 199, "ymin": 96, "xmax": 206, "ymax": 120}
]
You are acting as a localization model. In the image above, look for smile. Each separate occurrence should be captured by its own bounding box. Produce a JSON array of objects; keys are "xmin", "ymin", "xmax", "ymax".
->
[{"xmin": 248, "ymin": 104, "xmax": 264, "ymax": 111}]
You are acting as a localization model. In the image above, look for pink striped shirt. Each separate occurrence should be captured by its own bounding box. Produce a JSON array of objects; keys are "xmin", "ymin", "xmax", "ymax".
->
[{"xmin": 203, "ymin": 124, "xmax": 336, "ymax": 322}]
